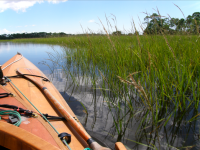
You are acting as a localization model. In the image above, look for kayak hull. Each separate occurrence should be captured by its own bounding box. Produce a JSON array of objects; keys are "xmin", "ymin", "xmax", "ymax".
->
[
  {"xmin": 0, "ymin": 54, "xmax": 87, "ymax": 150},
  {"xmin": 0, "ymin": 53, "xmax": 127, "ymax": 150}
]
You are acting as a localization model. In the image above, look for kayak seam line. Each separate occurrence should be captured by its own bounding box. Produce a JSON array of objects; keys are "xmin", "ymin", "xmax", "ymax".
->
[{"xmin": 2, "ymin": 55, "xmax": 23, "ymax": 70}]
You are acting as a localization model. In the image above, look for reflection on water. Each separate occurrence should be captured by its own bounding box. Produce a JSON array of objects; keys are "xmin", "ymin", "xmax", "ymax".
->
[
  {"xmin": 1, "ymin": 42, "xmax": 200, "ymax": 150},
  {"xmin": 0, "ymin": 42, "xmax": 123, "ymax": 149},
  {"xmin": 0, "ymin": 42, "xmax": 60, "ymax": 71},
  {"xmin": 45, "ymin": 69, "xmax": 119, "ymax": 149},
  {"xmin": 46, "ymin": 46, "xmax": 200, "ymax": 150}
]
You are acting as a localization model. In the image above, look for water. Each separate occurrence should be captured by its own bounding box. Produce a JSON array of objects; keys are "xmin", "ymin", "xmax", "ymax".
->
[
  {"xmin": 1, "ymin": 42, "xmax": 199, "ymax": 150},
  {"xmin": 0, "ymin": 42, "xmax": 58, "ymax": 71},
  {"xmin": 0, "ymin": 42, "xmax": 122, "ymax": 149}
]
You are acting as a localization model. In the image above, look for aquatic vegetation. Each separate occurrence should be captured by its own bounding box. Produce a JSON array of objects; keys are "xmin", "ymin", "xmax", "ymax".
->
[
  {"xmin": 6, "ymin": 33, "xmax": 200, "ymax": 149},
  {"xmin": 48, "ymin": 33, "xmax": 200, "ymax": 149},
  {"xmin": 5, "ymin": 13, "xmax": 200, "ymax": 149}
]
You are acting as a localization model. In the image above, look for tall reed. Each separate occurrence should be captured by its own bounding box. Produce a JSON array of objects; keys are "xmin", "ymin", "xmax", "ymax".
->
[{"xmin": 6, "ymin": 15, "xmax": 200, "ymax": 150}]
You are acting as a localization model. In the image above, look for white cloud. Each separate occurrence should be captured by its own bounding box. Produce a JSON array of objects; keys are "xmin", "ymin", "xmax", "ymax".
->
[
  {"xmin": 32, "ymin": 25, "xmax": 36, "ymax": 26},
  {"xmin": 0, "ymin": 29, "xmax": 12, "ymax": 34},
  {"xmin": 0, "ymin": 1, "xmax": 39, "ymax": 13},
  {"xmin": 0, "ymin": 28, "xmax": 30, "ymax": 34},
  {"xmin": 88, "ymin": 20, "xmax": 95, "ymax": 23},
  {"xmin": 48, "ymin": 0, "xmax": 68, "ymax": 4},
  {"xmin": 0, "ymin": 0, "xmax": 67, "ymax": 13}
]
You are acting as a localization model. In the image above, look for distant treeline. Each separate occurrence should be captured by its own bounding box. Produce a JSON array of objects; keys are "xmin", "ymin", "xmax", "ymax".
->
[
  {"xmin": 113, "ymin": 12, "xmax": 200, "ymax": 35},
  {"xmin": 0, "ymin": 32, "xmax": 108, "ymax": 40},
  {"xmin": 0, "ymin": 12, "xmax": 199, "ymax": 40},
  {"xmin": 0, "ymin": 32, "xmax": 73, "ymax": 40},
  {"xmin": 143, "ymin": 12, "xmax": 200, "ymax": 35}
]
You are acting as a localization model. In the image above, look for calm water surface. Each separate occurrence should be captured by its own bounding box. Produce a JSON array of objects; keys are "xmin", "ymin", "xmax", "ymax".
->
[
  {"xmin": 0, "ymin": 42, "xmax": 57, "ymax": 71},
  {"xmin": 0, "ymin": 42, "xmax": 121, "ymax": 149},
  {"xmin": 1, "ymin": 42, "xmax": 199, "ymax": 150}
]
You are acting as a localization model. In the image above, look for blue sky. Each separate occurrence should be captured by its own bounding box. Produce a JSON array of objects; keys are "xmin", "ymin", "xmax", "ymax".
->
[{"xmin": 0, "ymin": 0, "xmax": 199, "ymax": 35}]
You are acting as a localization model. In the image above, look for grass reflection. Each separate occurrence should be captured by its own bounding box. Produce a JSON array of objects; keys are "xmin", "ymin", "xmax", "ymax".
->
[{"xmin": 8, "ymin": 19, "xmax": 200, "ymax": 150}]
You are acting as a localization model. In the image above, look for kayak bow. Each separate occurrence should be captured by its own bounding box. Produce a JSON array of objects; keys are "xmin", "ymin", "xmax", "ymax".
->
[
  {"xmin": 17, "ymin": 68, "xmax": 110, "ymax": 150},
  {"xmin": 0, "ymin": 53, "xmax": 127, "ymax": 150}
]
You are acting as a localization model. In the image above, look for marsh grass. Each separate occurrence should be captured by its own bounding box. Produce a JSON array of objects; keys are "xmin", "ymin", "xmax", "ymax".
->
[
  {"xmin": 50, "ymin": 33, "xmax": 200, "ymax": 149},
  {"xmin": 6, "ymin": 18, "xmax": 200, "ymax": 149}
]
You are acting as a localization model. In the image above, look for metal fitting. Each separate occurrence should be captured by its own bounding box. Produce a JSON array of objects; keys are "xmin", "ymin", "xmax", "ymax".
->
[{"xmin": 0, "ymin": 65, "xmax": 6, "ymax": 85}]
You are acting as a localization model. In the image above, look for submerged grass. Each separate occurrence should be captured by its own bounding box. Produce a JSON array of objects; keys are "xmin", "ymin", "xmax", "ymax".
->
[
  {"xmin": 41, "ymin": 33, "xmax": 199, "ymax": 149},
  {"xmin": 5, "ymin": 25, "xmax": 200, "ymax": 149}
]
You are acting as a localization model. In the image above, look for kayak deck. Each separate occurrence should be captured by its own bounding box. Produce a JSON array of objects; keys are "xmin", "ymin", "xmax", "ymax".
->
[
  {"xmin": 0, "ymin": 53, "xmax": 127, "ymax": 150},
  {"xmin": 0, "ymin": 54, "xmax": 87, "ymax": 149}
]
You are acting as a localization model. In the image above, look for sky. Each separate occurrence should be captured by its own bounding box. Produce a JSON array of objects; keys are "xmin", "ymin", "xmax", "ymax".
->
[{"xmin": 0, "ymin": 0, "xmax": 199, "ymax": 35}]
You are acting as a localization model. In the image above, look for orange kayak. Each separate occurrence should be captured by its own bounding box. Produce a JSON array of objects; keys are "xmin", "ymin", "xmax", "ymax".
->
[{"xmin": 0, "ymin": 53, "xmax": 127, "ymax": 150}]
